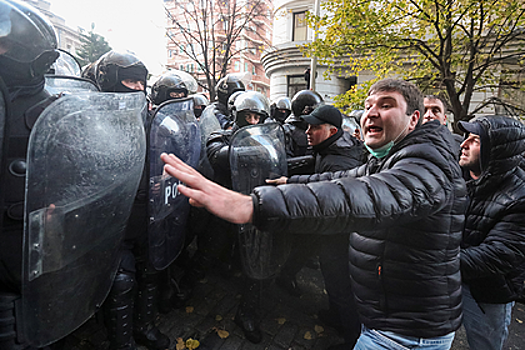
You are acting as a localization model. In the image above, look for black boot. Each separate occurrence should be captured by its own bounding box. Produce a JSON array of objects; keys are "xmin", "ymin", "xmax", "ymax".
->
[
  {"xmin": 103, "ymin": 271, "xmax": 137, "ymax": 350},
  {"xmin": 157, "ymin": 267, "xmax": 174, "ymax": 315},
  {"xmin": 0, "ymin": 293, "xmax": 31, "ymax": 350},
  {"xmin": 234, "ymin": 280, "xmax": 262, "ymax": 344},
  {"xmin": 133, "ymin": 264, "xmax": 170, "ymax": 350}
]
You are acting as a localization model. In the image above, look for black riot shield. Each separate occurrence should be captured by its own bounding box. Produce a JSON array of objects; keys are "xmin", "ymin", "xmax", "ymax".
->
[
  {"xmin": 148, "ymin": 98, "xmax": 201, "ymax": 270},
  {"xmin": 229, "ymin": 123, "xmax": 290, "ymax": 280},
  {"xmin": 22, "ymin": 92, "xmax": 147, "ymax": 347},
  {"xmin": 198, "ymin": 105, "xmax": 221, "ymax": 179},
  {"xmin": 45, "ymin": 75, "xmax": 99, "ymax": 95}
]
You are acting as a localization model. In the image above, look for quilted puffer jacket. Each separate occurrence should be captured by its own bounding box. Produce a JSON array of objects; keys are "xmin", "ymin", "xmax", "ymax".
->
[
  {"xmin": 461, "ymin": 116, "xmax": 525, "ymax": 304},
  {"xmin": 251, "ymin": 120, "xmax": 467, "ymax": 337}
]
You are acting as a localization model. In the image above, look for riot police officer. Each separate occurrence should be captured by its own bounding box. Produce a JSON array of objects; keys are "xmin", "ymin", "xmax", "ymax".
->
[
  {"xmin": 190, "ymin": 93, "xmax": 209, "ymax": 120},
  {"xmin": 204, "ymin": 73, "xmax": 246, "ymax": 129},
  {"xmin": 0, "ymin": 1, "xmax": 60, "ymax": 347},
  {"xmin": 203, "ymin": 92, "xmax": 271, "ymax": 343},
  {"xmin": 149, "ymin": 70, "xmax": 197, "ymax": 108},
  {"xmin": 95, "ymin": 50, "xmax": 171, "ymax": 350},
  {"xmin": 148, "ymin": 70, "xmax": 201, "ymax": 314},
  {"xmin": 285, "ymin": 90, "xmax": 324, "ymax": 157},
  {"xmin": 267, "ymin": 96, "xmax": 292, "ymax": 124}
]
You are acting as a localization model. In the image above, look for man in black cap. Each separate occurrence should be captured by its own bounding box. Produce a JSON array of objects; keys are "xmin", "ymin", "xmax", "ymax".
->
[
  {"xmin": 458, "ymin": 116, "xmax": 525, "ymax": 350},
  {"xmin": 277, "ymin": 104, "xmax": 365, "ymax": 349}
]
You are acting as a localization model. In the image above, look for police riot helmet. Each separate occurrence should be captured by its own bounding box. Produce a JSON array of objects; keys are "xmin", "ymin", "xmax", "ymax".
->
[
  {"xmin": 270, "ymin": 96, "xmax": 292, "ymax": 123},
  {"xmin": 95, "ymin": 50, "xmax": 148, "ymax": 93},
  {"xmin": 0, "ymin": 0, "xmax": 59, "ymax": 85},
  {"xmin": 81, "ymin": 61, "xmax": 98, "ymax": 84},
  {"xmin": 291, "ymin": 90, "xmax": 323, "ymax": 117},
  {"xmin": 150, "ymin": 70, "xmax": 198, "ymax": 105},
  {"xmin": 190, "ymin": 93, "xmax": 209, "ymax": 118},
  {"xmin": 215, "ymin": 73, "xmax": 246, "ymax": 105},
  {"xmin": 233, "ymin": 91, "xmax": 270, "ymax": 128},
  {"xmin": 227, "ymin": 90, "xmax": 245, "ymax": 115}
]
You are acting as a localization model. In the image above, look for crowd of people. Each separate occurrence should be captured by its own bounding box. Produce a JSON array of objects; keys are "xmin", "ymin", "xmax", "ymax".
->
[{"xmin": 1, "ymin": 1, "xmax": 525, "ymax": 350}]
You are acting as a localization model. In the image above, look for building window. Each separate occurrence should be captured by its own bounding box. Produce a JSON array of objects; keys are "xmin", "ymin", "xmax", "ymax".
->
[
  {"xmin": 234, "ymin": 61, "xmax": 240, "ymax": 71},
  {"xmin": 252, "ymin": 65, "xmax": 256, "ymax": 75},
  {"xmin": 244, "ymin": 62, "xmax": 249, "ymax": 72},
  {"xmin": 180, "ymin": 64, "xmax": 184, "ymax": 70},
  {"xmin": 179, "ymin": 45, "xmax": 184, "ymax": 54},
  {"xmin": 287, "ymin": 75, "xmax": 307, "ymax": 98},
  {"xmin": 293, "ymin": 11, "xmax": 307, "ymax": 41}
]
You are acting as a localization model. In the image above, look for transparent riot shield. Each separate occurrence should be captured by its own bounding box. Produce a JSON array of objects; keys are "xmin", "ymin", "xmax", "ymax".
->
[
  {"xmin": 45, "ymin": 75, "xmax": 99, "ymax": 95},
  {"xmin": 342, "ymin": 115, "xmax": 360, "ymax": 134},
  {"xmin": 149, "ymin": 98, "xmax": 201, "ymax": 270},
  {"xmin": 230, "ymin": 123, "xmax": 290, "ymax": 280},
  {"xmin": 22, "ymin": 92, "xmax": 147, "ymax": 347},
  {"xmin": 198, "ymin": 105, "xmax": 221, "ymax": 179},
  {"xmin": 50, "ymin": 50, "xmax": 82, "ymax": 76}
]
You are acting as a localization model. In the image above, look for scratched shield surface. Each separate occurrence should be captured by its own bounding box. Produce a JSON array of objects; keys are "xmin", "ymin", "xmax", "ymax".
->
[
  {"xmin": 229, "ymin": 123, "xmax": 291, "ymax": 280},
  {"xmin": 148, "ymin": 97, "xmax": 201, "ymax": 270},
  {"xmin": 22, "ymin": 92, "xmax": 146, "ymax": 346}
]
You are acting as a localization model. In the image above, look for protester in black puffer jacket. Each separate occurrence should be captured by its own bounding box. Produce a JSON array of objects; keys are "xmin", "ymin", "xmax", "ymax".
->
[
  {"xmin": 161, "ymin": 80, "xmax": 468, "ymax": 348},
  {"xmin": 251, "ymin": 119, "xmax": 468, "ymax": 339},
  {"xmin": 458, "ymin": 116, "xmax": 525, "ymax": 350}
]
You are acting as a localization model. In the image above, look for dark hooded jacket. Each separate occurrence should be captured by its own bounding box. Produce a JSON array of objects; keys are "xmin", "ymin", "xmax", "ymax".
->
[
  {"xmin": 461, "ymin": 116, "xmax": 525, "ymax": 304},
  {"xmin": 250, "ymin": 121, "xmax": 467, "ymax": 337}
]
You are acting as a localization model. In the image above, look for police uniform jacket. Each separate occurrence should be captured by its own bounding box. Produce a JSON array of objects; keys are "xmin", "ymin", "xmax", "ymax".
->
[
  {"xmin": 461, "ymin": 116, "xmax": 525, "ymax": 304},
  {"xmin": 250, "ymin": 121, "xmax": 467, "ymax": 337}
]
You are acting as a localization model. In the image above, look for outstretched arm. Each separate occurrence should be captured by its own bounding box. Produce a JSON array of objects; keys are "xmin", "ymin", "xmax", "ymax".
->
[{"xmin": 161, "ymin": 153, "xmax": 253, "ymax": 224}]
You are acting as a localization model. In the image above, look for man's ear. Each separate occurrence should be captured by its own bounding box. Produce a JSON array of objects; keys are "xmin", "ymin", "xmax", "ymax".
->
[
  {"xmin": 329, "ymin": 126, "xmax": 338, "ymax": 136},
  {"xmin": 409, "ymin": 110, "xmax": 420, "ymax": 130}
]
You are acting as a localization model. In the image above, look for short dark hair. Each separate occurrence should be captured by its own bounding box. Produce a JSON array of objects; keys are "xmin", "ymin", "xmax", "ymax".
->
[
  {"xmin": 368, "ymin": 79, "xmax": 424, "ymax": 117},
  {"xmin": 424, "ymin": 95, "xmax": 450, "ymax": 113}
]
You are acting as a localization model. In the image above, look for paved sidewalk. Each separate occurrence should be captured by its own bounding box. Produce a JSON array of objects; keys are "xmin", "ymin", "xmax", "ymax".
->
[
  {"xmin": 61, "ymin": 264, "xmax": 525, "ymax": 350},
  {"xmin": 62, "ymin": 265, "xmax": 344, "ymax": 350}
]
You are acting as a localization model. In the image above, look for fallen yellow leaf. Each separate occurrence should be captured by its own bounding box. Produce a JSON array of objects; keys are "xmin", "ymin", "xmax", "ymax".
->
[
  {"xmin": 315, "ymin": 325, "xmax": 324, "ymax": 334},
  {"xmin": 517, "ymin": 318, "xmax": 523, "ymax": 324},
  {"xmin": 186, "ymin": 306, "xmax": 194, "ymax": 313},
  {"xmin": 186, "ymin": 338, "xmax": 200, "ymax": 350},
  {"xmin": 304, "ymin": 331, "xmax": 313, "ymax": 340},
  {"xmin": 215, "ymin": 315, "xmax": 223, "ymax": 321},
  {"xmin": 176, "ymin": 337, "xmax": 185, "ymax": 350},
  {"xmin": 277, "ymin": 318, "xmax": 286, "ymax": 325},
  {"xmin": 217, "ymin": 329, "xmax": 230, "ymax": 339}
]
